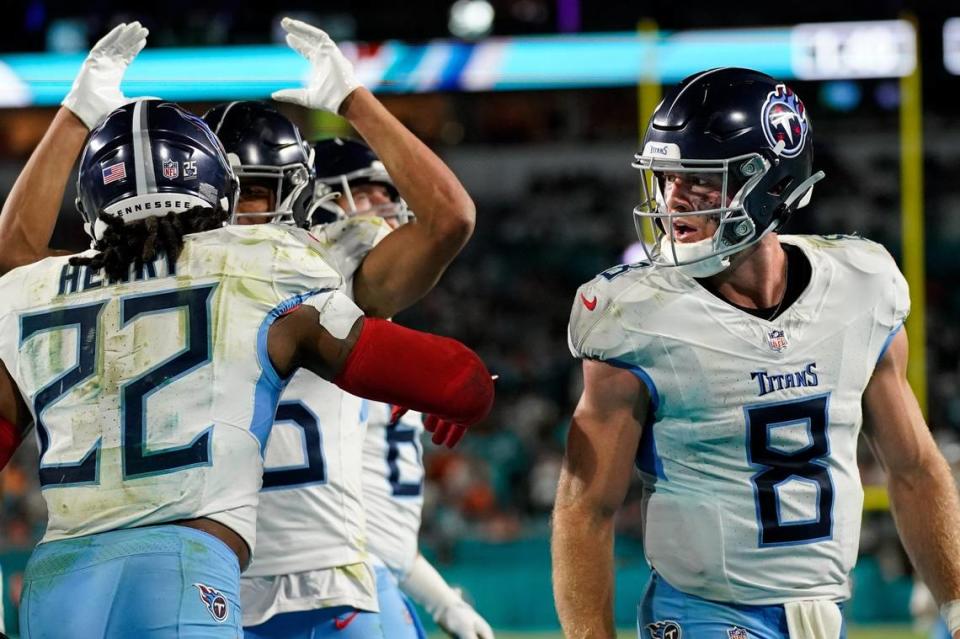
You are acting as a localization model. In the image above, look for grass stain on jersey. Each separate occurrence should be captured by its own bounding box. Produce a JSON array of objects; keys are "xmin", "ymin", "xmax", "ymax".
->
[{"xmin": 338, "ymin": 562, "xmax": 377, "ymax": 590}]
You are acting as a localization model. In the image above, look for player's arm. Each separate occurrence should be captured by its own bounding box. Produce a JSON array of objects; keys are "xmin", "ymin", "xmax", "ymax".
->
[
  {"xmin": 552, "ymin": 358, "xmax": 648, "ymax": 639},
  {"xmin": 0, "ymin": 109, "xmax": 87, "ymax": 274},
  {"xmin": 862, "ymin": 328, "xmax": 960, "ymax": 639},
  {"xmin": 269, "ymin": 300, "xmax": 494, "ymax": 442},
  {"xmin": 401, "ymin": 553, "xmax": 494, "ymax": 639},
  {"xmin": 272, "ymin": 18, "xmax": 474, "ymax": 318},
  {"xmin": 0, "ymin": 22, "xmax": 148, "ymax": 276},
  {"xmin": 0, "ymin": 361, "xmax": 30, "ymax": 470},
  {"xmin": 341, "ymin": 89, "xmax": 474, "ymax": 317}
]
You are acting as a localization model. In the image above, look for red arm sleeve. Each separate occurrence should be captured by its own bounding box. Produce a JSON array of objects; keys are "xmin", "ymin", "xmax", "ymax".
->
[{"xmin": 333, "ymin": 318, "xmax": 494, "ymax": 426}]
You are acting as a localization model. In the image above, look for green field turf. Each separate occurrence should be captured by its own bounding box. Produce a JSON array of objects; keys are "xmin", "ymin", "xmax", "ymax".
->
[{"xmin": 429, "ymin": 627, "xmax": 925, "ymax": 639}]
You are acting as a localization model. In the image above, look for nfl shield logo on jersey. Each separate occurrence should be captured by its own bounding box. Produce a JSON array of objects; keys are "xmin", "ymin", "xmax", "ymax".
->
[
  {"xmin": 728, "ymin": 627, "xmax": 749, "ymax": 639},
  {"xmin": 767, "ymin": 329, "xmax": 788, "ymax": 352},
  {"xmin": 646, "ymin": 620, "xmax": 682, "ymax": 639},
  {"xmin": 193, "ymin": 583, "xmax": 228, "ymax": 622},
  {"xmin": 162, "ymin": 159, "xmax": 179, "ymax": 179}
]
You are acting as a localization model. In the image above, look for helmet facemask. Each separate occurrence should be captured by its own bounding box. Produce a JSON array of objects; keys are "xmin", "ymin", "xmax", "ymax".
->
[
  {"xmin": 204, "ymin": 101, "xmax": 315, "ymax": 227},
  {"xmin": 230, "ymin": 148, "xmax": 314, "ymax": 226},
  {"xmin": 309, "ymin": 162, "xmax": 412, "ymax": 227},
  {"xmin": 633, "ymin": 149, "xmax": 781, "ymax": 277},
  {"xmin": 633, "ymin": 69, "xmax": 828, "ymax": 278}
]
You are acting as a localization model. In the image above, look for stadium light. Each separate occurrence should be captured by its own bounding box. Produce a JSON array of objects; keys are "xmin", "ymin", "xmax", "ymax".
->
[
  {"xmin": 791, "ymin": 20, "xmax": 915, "ymax": 80},
  {"xmin": 944, "ymin": 18, "xmax": 960, "ymax": 74},
  {"xmin": 449, "ymin": 0, "xmax": 495, "ymax": 40}
]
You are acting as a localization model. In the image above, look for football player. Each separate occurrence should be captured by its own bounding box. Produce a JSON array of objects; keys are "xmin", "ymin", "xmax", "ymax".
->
[
  {"xmin": 0, "ymin": 26, "xmax": 495, "ymax": 638},
  {"xmin": 310, "ymin": 137, "xmax": 494, "ymax": 639},
  {"xmin": 552, "ymin": 67, "xmax": 960, "ymax": 639},
  {"xmin": 202, "ymin": 19, "xmax": 486, "ymax": 639},
  {"xmin": 203, "ymin": 101, "xmax": 386, "ymax": 638},
  {"xmin": 309, "ymin": 137, "xmax": 410, "ymax": 228},
  {"xmin": 362, "ymin": 404, "xmax": 495, "ymax": 639},
  {"xmin": 203, "ymin": 100, "xmax": 317, "ymax": 228}
]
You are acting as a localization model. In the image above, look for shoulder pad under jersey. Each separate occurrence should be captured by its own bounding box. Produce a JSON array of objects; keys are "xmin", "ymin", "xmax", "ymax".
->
[
  {"xmin": 308, "ymin": 217, "xmax": 392, "ymax": 282},
  {"xmin": 567, "ymin": 261, "xmax": 656, "ymax": 361}
]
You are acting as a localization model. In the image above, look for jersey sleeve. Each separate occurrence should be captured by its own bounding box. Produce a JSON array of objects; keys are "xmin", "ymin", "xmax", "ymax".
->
[
  {"xmin": 876, "ymin": 247, "xmax": 910, "ymax": 364},
  {"xmin": 819, "ymin": 235, "xmax": 910, "ymax": 363},
  {"xmin": 807, "ymin": 234, "xmax": 910, "ymax": 334},
  {"xmin": 851, "ymin": 237, "xmax": 910, "ymax": 333},
  {"xmin": 887, "ymin": 257, "xmax": 910, "ymax": 330},
  {"xmin": 567, "ymin": 272, "xmax": 630, "ymax": 361}
]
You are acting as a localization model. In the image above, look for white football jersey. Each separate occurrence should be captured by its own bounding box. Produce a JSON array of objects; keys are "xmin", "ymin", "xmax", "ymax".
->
[
  {"xmin": 241, "ymin": 217, "xmax": 391, "ymax": 624},
  {"xmin": 362, "ymin": 402, "xmax": 425, "ymax": 577},
  {"xmin": 309, "ymin": 216, "xmax": 392, "ymax": 302},
  {"xmin": 0, "ymin": 224, "xmax": 347, "ymax": 554},
  {"xmin": 568, "ymin": 235, "xmax": 909, "ymax": 604}
]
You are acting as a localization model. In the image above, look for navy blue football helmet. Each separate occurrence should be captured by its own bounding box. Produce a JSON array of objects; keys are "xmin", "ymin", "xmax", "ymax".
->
[
  {"xmin": 76, "ymin": 99, "xmax": 238, "ymax": 241},
  {"xmin": 633, "ymin": 67, "xmax": 825, "ymax": 273},
  {"xmin": 202, "ymin": 101, "xmax": 315, "ymax": 226},
  {"xmin": 308, "ymin": 137, "xmax": 410, "ymax": 227}
]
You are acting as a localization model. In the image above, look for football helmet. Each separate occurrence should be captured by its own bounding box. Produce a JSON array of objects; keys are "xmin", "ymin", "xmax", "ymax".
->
[
  {"xmin": 308, "ymin": 137, "xmax": 410, "ymax": 226},
  {"xmin": 633, "ymin": 67, "xmax": 825, "ymax": 276},
  {"xmin": 202, "ymin": 101, "xmax": 315, "ymax": 226},
  {"xmin": 76, "ymin": 99, "xmax": 238, "ymax": 241}
]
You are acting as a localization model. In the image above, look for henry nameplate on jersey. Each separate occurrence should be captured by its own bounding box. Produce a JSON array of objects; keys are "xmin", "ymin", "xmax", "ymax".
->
[{"xmin": 58, "ymin": 252, "xmax": 175, "ymax": 296}]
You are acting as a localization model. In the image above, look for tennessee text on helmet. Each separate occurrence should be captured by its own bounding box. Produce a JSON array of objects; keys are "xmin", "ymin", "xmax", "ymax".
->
[
  {"xmin": 75, "ymin": 99, "xmax": 239, "ymax": 242},
  {"xmin": 202, "ymin": 101, "xmax": 316, "ymax": 227},
  {"xmin": 633, "ymin": 67, "xmax": 826, "ymax": 277},
  {"xmin": 308, "ymin": 137, "xmax": 411, "ymax": 226}
]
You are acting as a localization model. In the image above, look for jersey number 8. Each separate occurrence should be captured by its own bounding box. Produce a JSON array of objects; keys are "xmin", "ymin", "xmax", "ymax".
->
[{"xmin": 745, "ymin": 393, "xmax": 834, "ymax": 546}]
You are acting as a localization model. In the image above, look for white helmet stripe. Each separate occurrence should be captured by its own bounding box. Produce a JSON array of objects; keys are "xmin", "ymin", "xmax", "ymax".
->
[
  {"xmin": 132, "ymin": 99, "xmax": 157, "ymax": 196},
  {"xmin": 212, "ymin": 101, "xmax": 241, "ymax": 137}
]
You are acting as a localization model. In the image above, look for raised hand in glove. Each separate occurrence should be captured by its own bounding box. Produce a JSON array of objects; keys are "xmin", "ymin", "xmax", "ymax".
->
[
  {"xmin": 271, "ymin": 17, "xmax": 360, "ymax": 114},
  {"xmin": 62, "ymin": 22, "xmax": 149, "ymax": 130}
]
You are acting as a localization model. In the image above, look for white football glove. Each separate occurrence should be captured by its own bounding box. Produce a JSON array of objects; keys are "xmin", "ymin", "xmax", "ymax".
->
[
  {"xmin": 401, "ymin": 554, "xmax": 494, "ymax": 639},
  {"xmin": 434, "ymin": 595, "xmax": 495, "ymax": 639},
  {"xmin": 271, "ymin": 17, "xmax": 360, "ymax": 114},
  {"xmin": 62, "ymin": 22, "xmax": 149, "ymax": 130}
]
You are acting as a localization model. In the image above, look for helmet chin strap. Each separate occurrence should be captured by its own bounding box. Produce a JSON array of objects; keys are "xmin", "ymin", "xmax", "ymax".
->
[
  {"xmin": 783, "ymin": 171, "xmax": 826, "ymax": 210},
  {"xmin": 89, "ymin": 218, "xmax": 111, "ymax": 243},
  {"xmin": 305, "ymin": 190, "xmax": 345, "ymax": 223}
]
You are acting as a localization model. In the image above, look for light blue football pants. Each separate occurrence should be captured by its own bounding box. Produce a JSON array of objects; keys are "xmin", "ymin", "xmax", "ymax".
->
[
  {"xmin": 243, "ymin": 605, "xmax": 384, "ymax": 639},
  {"xmin": 20, "ymin": 525, "xmax": 243, "ymax": 638},
  {"xmin": 376, "ymin": 564, "xmax": 426, "ymax": 639},
  {"xmin": 932, "ymin": 618, "xmax": 952, "ymax": 639},
  {"xmin": 638, "ymin": 572, "xmax": 848, "ymax": 638}
]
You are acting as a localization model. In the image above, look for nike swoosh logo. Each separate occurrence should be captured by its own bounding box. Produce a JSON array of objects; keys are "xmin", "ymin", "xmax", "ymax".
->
[
  {"xmin": 334, "ymin": 611, "xmax": 360, "ymax": 630},
  {"xmin": 580, "ymin": 292, "xmax": 598, "ymax": 311}
]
